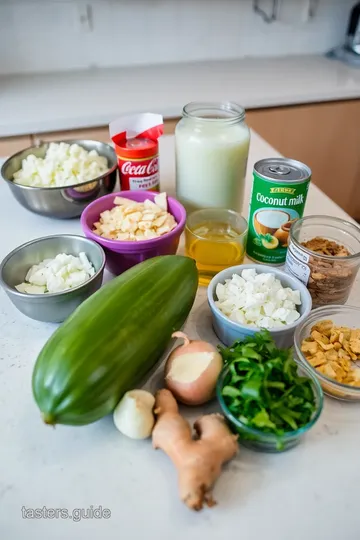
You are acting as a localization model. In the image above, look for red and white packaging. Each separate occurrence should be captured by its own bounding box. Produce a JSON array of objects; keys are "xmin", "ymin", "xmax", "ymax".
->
[{"xmin": 109, "ymin": 113, "xmax": 164, "ymax": 192}]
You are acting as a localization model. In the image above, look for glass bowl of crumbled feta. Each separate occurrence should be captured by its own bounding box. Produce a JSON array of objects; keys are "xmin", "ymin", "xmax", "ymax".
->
[
  {"xmin": 1, "ymin": 140, "xmax": 117, "ymax": 218},
  {"xmin": 207, "ymin": 264, "xmax": 312, "ymax": 349},
  {"xmin": 0, "ymin": 234, "xmax": 105, "ymax": 322}
]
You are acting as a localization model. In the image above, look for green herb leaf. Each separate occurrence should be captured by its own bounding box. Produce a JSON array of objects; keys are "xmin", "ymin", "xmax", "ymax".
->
[
  {"xmin": 252, "ymin": 409, "xmax": 277, "ymax": 430},
  {"xmin": 222, "ymin": 386, "xmax": 241, "ymax": 398},
  {"xmin": 240, "ymin": 376, "xmax": 262, "ymax": 400},
  {"xmin": 265, "ymin": 381, "xmax": 285, "ymax": 390},
  {"xmin": 220, "ymin": 331, "xmax": 316, "ymax": 437}
]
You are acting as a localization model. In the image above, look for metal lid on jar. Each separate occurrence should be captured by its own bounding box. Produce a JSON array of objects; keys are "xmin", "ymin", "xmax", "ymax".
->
[{"xmin": 254, "ymin": 158, "xmax": 311, "ymax": 184}]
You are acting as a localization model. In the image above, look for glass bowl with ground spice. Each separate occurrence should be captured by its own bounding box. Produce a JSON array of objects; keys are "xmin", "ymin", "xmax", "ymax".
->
[{"xmin": 285, "ymin": 215, "xmax": 360, "ymax": 307}]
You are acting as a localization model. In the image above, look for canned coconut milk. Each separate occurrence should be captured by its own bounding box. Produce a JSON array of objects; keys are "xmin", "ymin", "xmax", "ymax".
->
[{"xmin": 246, "ymin": 158, "xmax": 311, "ymax": 265}]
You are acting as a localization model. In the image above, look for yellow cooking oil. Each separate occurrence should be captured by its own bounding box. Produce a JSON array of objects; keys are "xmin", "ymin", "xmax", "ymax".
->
[{"xmin": 185, "ymin": 221, "xmax": 245, "ymax": 286}]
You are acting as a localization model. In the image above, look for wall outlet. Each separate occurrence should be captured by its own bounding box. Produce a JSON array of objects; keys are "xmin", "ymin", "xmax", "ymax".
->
[{"xmin": 76, "ymin": 2, "xmax": 93, "ymax": 33}]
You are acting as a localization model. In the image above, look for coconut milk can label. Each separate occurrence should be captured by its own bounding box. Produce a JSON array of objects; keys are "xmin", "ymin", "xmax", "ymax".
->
[{"xmin": 246, "ymin": 175, "xmax": 310, "ymax": 265}]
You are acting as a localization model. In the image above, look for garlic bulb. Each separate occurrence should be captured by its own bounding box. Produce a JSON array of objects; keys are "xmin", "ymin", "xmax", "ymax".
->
[{"xmin": 113, "ymin": 390, "xmax": 155, "ymax": 439}]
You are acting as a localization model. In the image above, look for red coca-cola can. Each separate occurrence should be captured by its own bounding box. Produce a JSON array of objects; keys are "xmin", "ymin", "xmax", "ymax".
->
[{"xmin": 114, "ymin": 137, "xmax": 160, "ymax": 192}]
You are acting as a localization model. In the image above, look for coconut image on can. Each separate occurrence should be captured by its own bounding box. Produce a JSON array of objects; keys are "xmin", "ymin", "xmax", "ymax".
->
[{"xmin": 246, "ymin": 158, "xmax": 311, "ymax": 265}]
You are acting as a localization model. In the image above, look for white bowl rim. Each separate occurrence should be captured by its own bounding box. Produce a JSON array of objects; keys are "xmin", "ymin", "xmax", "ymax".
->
[{"xmin": 207, "ymin": 263, "xmax": 313, "ymax": 334}]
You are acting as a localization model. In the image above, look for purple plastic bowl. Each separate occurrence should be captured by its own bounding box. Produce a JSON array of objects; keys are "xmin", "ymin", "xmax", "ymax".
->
[{"xmin": 80, "ymin": 191, "xmax": 186, "ymax": 275}]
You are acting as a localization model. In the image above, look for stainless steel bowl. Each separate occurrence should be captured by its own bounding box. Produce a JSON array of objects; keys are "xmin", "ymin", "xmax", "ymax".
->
[
  {"xmin": 1, "ymin": 140, "xmax": 118, "ymax": 219},
  {"xmin": 0, "ymin": 235, "xmax": 106, "ymax": 323}
]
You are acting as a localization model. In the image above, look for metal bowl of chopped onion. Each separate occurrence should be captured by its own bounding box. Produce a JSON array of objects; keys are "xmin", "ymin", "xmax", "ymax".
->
[
  {"xmin": 0, "ymin": 234, "xmax": 105, "ymax": 322},
  {"xmin": 1, "ymin": 140, "xmax": 117, "ymax": 219}
]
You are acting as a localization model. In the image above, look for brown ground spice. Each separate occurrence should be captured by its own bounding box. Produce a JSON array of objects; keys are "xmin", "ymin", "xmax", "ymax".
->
[
  {"xmin": 302, "ymin": 237, "xmax": 350, "ymax": 257},
  {"xmin": 301, "ymin": 237, "xmax": 355, "ymax": 306}
]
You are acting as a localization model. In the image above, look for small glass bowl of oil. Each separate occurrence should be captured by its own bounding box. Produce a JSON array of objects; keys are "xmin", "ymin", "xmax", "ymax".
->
[{"xmin": 185, "ymin": 208, "xmax": 248, "ymax": 286}]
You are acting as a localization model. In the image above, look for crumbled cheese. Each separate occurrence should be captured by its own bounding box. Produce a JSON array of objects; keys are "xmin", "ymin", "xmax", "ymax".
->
[
  {"xmin": 15, "ymin": 253, "xmax": 95, "ymax": 294},
  {"xmin": 13, "ymin": 142, "xmax": 109, "ymax": 188},
  {"xmin": 215, "ymin": 269, "xmax": 301, "ymax": 329}
]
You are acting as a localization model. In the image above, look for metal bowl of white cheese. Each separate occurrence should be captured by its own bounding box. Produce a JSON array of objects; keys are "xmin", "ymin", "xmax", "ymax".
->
[
  {"xmin": 0, "ymin": 235, "xmax": 105, "ymax": 322},
  {"xmin": 207, "ymin": 263, "xmax": 312, "ymax": 349},
  {"xmin": 1, "ymin": 140, "xmax": 117, "ymax": 219}
]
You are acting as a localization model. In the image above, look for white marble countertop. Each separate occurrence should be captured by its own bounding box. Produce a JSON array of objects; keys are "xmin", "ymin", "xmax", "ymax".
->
[
  {"xmin": 1, "ymin": 54, "xmax": 360, "ymax": 138},
  {"xmin": 1, "ymin": 132, "xmax": 360, "ymax": 540}
]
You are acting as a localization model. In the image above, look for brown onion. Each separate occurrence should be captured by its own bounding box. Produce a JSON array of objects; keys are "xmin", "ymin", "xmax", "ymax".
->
[{"xmin": 164, "ymin": 332, "xmax": 223, "ymax": 406}]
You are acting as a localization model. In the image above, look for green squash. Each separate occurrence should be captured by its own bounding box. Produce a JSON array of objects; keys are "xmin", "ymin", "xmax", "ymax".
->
[{"xmin": 32, "ymin": 255, "xmax": 198, "ymax": 426}]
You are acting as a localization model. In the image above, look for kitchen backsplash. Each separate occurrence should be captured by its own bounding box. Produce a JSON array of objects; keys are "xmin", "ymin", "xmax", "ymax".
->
[{"xmin": 0, "ymin": 0, "xmax": 355, "ymax": 75}]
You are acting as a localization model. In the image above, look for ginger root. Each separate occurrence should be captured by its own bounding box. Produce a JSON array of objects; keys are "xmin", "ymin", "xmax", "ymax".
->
[{"xmin": 152, "ymin": 389, "xmax": 238, "ymax": 511}]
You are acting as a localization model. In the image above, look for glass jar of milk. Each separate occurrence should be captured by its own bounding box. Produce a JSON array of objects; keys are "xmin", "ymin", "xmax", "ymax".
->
[{"xmin": 175, "ymin": 102, "xmax": 250, "ymax": 213}]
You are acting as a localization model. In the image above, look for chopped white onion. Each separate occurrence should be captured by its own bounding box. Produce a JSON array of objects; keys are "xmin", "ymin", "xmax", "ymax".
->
[
  {"xmin": 215, "ymin": 270, "xmax": 301, "ymax": 329},
  {"xmin": 13, "ymin": 142, "xmax": 108, "ymax": 188},
  {"xmin": 15, "ymin": 252, "xmax": 95, "ymax": 294}
]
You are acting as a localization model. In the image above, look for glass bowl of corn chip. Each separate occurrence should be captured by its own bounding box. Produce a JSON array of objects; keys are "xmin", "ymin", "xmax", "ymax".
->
[
  {"xmin": 81, "ymin": 191, "xmax": 186, "ymax": 275},
  {"xmin": 294, "ymin": 305, "xmax": 360, "ymax": 401}
]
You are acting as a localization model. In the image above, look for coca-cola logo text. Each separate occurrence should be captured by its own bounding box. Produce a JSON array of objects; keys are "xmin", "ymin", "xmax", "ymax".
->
[{"xmin": 121, "ymin": 158, "xmax": 159, "ymax": 176}]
